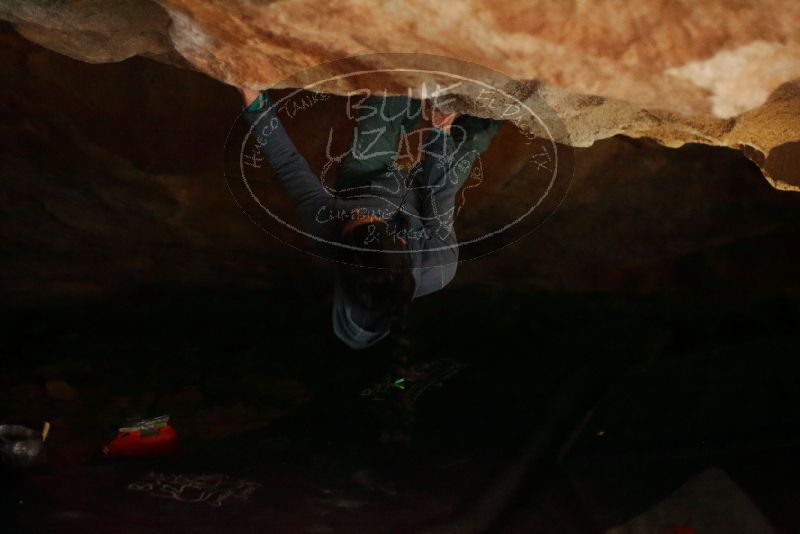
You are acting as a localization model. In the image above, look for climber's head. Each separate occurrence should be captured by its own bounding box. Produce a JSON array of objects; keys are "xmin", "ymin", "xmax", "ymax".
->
[
  {"xmin": 331, "ymin": 213, "xmax": 415, "ymax": 349},
  {"xmin": 338, "ymin": 215, "xmax": 415, "ymax": 315}
]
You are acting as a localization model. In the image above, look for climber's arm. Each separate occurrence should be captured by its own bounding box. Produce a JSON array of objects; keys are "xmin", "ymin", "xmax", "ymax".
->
[
  {"xmin": 238, "ymin": 88, "xmax": 333, "ymax": 228},
  {"xmin": 411, "ymin": 119, "xmax": 501, "ymax": 297},
  {"xmin": 405, "ymin": 130, "xmax": 461, "ymax": 298}
]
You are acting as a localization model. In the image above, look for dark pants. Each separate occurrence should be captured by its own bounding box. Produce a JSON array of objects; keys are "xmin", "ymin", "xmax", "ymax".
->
[{"xmin": 336, "ymin": 94, "xmax": 500, "ymax": 230}]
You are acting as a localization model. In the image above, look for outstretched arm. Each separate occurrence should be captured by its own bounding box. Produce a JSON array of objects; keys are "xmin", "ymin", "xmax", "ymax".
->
[
  {"xmin": 420, "ymin": 117, "xmax": 501, "ymax": 224},
  {"xmin": 238, "ymin": 88, "xmax": 334, "ymax": 231},
  {"xmin": 412, "ymin": 118, "xmax": 501, "ymax": 297}
]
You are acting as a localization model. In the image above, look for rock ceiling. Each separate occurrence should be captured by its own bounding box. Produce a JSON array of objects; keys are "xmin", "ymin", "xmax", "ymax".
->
[{"xmin": 2, "ymin": 0, "xmax": 799, "ymax": 190}]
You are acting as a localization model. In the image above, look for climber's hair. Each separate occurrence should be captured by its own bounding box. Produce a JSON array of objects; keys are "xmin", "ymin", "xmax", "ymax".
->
[{"xmin": 339, "ymin": 218, "xmax": 415, "ymax": 315}]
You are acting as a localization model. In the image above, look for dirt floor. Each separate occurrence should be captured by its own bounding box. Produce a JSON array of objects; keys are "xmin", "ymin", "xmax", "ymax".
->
[{"xmin": 2, "ymin": 287, "xmax": 799, "ymax": 533}]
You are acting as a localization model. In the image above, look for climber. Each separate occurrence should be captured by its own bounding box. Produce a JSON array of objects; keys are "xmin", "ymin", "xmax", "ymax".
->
[{"xmin": 237, "ymin": 87, "xmax": 501, "ymax": 350}]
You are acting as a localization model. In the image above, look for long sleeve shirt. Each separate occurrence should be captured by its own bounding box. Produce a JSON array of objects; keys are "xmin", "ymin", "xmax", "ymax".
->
[{"xmin": 241, "ymin": 92, "xmax": 499, "ymax": 347}]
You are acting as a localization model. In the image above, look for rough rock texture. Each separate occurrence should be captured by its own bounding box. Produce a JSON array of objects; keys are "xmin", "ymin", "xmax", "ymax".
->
[
  {"xmin": 0, "ymin": 0, "xmax": 176, "ymax": 63},
  {"xmin": 609, "ymin": 469, "xmax": 775, "ymax": 534},
  {"xmin": 1, "ymin": 0, "xmax": 799, "ymax": 190},
  {"xmin": 3, "ymin": 26, "xmax": 800, "ymax": 302}
]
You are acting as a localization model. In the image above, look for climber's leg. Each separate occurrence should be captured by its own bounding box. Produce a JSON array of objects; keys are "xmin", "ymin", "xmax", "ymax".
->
[{"xmin": 336, "ymin": 94, "xmax": 422, "ymax": 193}]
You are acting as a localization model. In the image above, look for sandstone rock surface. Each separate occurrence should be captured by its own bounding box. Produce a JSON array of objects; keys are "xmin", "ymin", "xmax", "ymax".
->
[
  {"xmin": 3, "ymin": 25, "xmax": 800, "ymax": 302},
  {"xmin": 2, "ymin": 0, "xmax": 799, "ymax": 189}
]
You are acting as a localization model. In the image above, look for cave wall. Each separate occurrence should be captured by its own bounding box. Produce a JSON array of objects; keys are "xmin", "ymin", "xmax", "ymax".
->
[
  {"xmin": 1, "ymin": 0, "xmax": 799, "ymax": 190},
  {"xmin": 2, "ymin": 26, "xmax": 799, "ymax": 305}
]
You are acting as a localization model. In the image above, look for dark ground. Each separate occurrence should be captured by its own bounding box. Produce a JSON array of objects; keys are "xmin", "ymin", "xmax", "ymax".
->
[{"xmin": 2, "ymin": 286, "xmax": 799, "ymax": 532}]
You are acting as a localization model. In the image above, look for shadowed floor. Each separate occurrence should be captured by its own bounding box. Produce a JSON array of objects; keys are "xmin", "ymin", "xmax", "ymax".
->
[{"xmin": 2, "ymin": 288, "xmax": 799, "ymax": 532}]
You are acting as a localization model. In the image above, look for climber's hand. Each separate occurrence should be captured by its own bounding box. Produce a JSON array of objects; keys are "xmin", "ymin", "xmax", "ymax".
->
[
  {"xmin": 237, "ymin": 87, "xmax": 262, "ymax": 108},
  {"xmin": 431, "ymin": 108, "xmax": 460, "ymax": 134}
]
